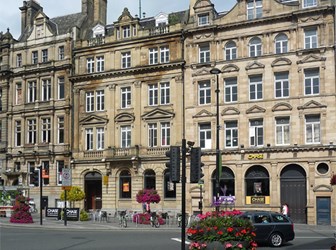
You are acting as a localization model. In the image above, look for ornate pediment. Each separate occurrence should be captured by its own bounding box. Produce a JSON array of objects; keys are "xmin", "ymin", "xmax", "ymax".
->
[
  {"xmin": 246, "ymin": 105, "xmax": 266, "ymax": 114},
  {"xmin": 245, "ymin": 61, "xmax": 265, "ymax": 71},
  {"xmin": 313, "ymin": 184, "xmax": 333, "ymax": 192},
  {"xmin": 297, "ymin": 54, "xmax": 326, "ymax": 65},
  {"xmin": 221, "ymin": 64, "xmax": 240, "ymax": 73},
  {"xmin": 117, "ymin": 8, "xmax": 134, "ymax": 23},
  {"xmin": 272, "ymin": 102, "xmax": 293, "ymax": 112},
  {"xmin": 141, "ymin": 108, "xmax": 175, "ymax": 121},
  {"xmin": 271, "ymin": 58, "xmax": 292, "ymax": 67},
  {"xmin": 297, "ymin": 100, "xmax": 327, "ymax": 110},
  {"xmin": 79, "ymin": 114, "xmax": 109, "ymax": 125},
  {"xmin": 193, "ymin": 109, "xmax": 214, "ymax": 118},
  {"xmin": 194, "ymin": 0, "xmax": 213, "ymax": 9},
  {"xmin": 222, "ymin": 107, "xmax": 240, "ymax": 116},
  {"xmin": 192, "ymin": 67, "xmax": 211, "ymax": 77},
  {"xmin": 114, "ymin": 112, "xmax": 135, "ymax": 123}
]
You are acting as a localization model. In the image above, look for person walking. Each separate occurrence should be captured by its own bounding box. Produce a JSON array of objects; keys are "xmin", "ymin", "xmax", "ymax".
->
[{"xmin": 282, "ymin": 203, "xmax": 289, "ymax": 216}]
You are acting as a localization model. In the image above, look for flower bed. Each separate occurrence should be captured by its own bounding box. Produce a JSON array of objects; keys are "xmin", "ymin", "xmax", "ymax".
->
[
  {"xmin": 187, "ymin": 210, "xmax": 257, "ymax": 250},
  {"xmin": 10, "ymin": 195, "xmax": 33, "ymax": 223},
  {"xmin": 133, "ymin": 213, "xmax": 165, "ymax": 225}
]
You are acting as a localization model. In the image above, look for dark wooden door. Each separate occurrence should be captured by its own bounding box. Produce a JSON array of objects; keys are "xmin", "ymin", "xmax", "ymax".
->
[
  {"xmin": 281, "ymin": 179, "xmax": 307, "ymax": 223},
  {"xmin": 316, "ymin": 197, "xmax": 331, "ymax": 225}
]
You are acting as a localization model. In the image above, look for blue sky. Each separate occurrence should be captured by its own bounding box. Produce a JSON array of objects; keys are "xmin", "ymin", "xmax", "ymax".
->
[{"xmin": 0, "ymin": 0, "xmax": 237, "ymax": 39}]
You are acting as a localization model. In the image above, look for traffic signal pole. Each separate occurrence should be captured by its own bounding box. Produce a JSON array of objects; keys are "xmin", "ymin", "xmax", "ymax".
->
[
  {"xmin": 39, "ymin": 166, "xmax": 43, "ymax": 225},
  {"xmin": 181, "ymin": 139, "xmax": 186, "ymax": 250}
]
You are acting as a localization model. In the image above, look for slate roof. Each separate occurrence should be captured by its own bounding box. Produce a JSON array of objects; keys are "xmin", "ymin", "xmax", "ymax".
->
[{"xmin": 51, "ymin": 13, "xmax": 86, "ymax": 35}]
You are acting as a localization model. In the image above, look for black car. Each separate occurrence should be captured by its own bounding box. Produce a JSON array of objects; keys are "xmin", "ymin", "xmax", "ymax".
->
[{"xmin": 241, "ymin": 211, "xmax": 295, "ymax": 247}]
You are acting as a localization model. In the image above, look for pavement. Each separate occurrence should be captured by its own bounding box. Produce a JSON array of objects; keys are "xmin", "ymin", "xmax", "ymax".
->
[
  {"xmin": 0, "ymin": 213, "xmax": 335, "ymax": 233},
  {"xmin": 0, "ymin": 213, "xmax": 181, "ymax": 231}
]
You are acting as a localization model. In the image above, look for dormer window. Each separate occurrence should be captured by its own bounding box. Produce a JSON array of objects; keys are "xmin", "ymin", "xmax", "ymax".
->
[
  {"xmin": 123, "ymin": 25, "xmax": 131, "ymax": 38},
  {"xmin": 303, "ymin": 0, "xmax": 317, "ymax": 8},
  {"xmin": 198, "ymin": 13, "xmax": 209, "ymax": 26},
  {"xmin": 247, "ymin": 0, "xmax": 263, "ymax": 20},
  {"xmin": 92, "ymin": 24, "xmax": 105, "ymax": 38}
]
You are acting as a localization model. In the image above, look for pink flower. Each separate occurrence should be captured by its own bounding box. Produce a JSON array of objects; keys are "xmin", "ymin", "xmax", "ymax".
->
[{"xmin": 225, "ymin": 243, "xmax": 232, "ymax": 248}]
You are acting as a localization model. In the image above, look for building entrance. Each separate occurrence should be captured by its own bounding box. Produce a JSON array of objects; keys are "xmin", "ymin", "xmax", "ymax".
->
[
  {"xmin": 84, "ymin": 172, "xmax": 102, "ymax": 210},
  {"xmin": 316, "ymin": 197, "xmax": 331, "ymax": 225},
  {"xmin": 280, "ymin": 164, "xmax": 307, "ymax": 223}
]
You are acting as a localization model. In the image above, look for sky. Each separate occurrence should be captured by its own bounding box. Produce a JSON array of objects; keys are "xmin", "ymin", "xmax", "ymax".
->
[{"xmin": 0, "ymin": 0, "xmax": 237, "ymax": 40}]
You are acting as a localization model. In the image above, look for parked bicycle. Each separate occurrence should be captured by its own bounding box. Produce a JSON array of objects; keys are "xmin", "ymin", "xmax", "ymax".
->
[
  {"xmin": 28, "ymin": 200, "xmax": 37, "ymax": 213},
  {"xmin": 118, "ymin": 210, "xmax": 127, "ymax": 228},
  {"xmin": 150, "ymin": 212, "xmax": 160, "ymax": 228}
]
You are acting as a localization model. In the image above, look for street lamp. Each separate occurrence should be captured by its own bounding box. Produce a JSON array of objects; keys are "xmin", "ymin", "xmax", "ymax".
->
[{"xmin": 210, "ymin": 67, "xmax": 221, "ymax": 212}]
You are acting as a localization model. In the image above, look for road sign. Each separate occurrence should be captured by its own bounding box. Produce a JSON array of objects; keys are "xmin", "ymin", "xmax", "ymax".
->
[{"xmin": 62, "ymin": 168, "xmax": 72, "ymax": 187}]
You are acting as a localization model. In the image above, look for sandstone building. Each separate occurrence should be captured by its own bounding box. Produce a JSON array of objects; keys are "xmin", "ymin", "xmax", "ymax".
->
[{"xmin": 0, "ymin": 0, "xmax": 335, "ymax": 225}]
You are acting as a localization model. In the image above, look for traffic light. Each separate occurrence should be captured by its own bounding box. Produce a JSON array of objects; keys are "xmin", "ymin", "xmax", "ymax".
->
[
  {"xmin": 30, "ymin": 168, "xmax": 39, "ymax": 186},
  {"xmin": 190, "ymin": 147, "xmax": 204, "ymax": 183},
  {"xmin": 165, "ymin": 146, "xmax": 181, "ymax": 183}
]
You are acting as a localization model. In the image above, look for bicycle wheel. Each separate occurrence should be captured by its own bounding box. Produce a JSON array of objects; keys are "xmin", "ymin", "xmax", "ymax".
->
[
  {"xmin": 122, "ymin": 218, "xmax": 127, "ymax": 228},
  {"xmin": 154, "ymin": 219, "xmax": 160, "ymax": 228}
]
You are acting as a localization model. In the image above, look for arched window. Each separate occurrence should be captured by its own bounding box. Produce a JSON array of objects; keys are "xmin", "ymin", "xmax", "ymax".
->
[
  {"xmin": 119, "ymin": 170, "xmax": 131, "ymax": 198},
  {"xmin": 144, "ymin": 169, "xmax": 156, "ymax": 190},
  {"xmin": 275, "ymin": 33, "xmax": 288, "ymax": 54},
  {"xmin": 211, "ymin": 167, "xmax": 235, "ymax": 197},
  {"xmin": 245, "ymin": 165, "xmax": 269, "ymax": 196},
  {"xmin": 249, "ymin": 37, "xmax": 262, "ymax": 57},
  {"xmin": 224, "ymin": 41, "xmax": 237, "ymax": 61},
  {"xmin": 164, "ymin": 170, "xmax": 176, "ymax": 198}
]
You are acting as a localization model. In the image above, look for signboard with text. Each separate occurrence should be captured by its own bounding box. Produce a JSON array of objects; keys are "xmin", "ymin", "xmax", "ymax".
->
[{"xmin": 62, "ymin": 168, "xmax": 72, "ymax": 187}]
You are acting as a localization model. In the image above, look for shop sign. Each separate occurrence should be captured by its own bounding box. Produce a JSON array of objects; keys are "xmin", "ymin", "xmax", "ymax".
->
[
  {"xmin": 65, "ymin": 208, "xmax": 80, "ymax": 221},
  {"xmin": 248, "ymin": 154, "xmax": 264, "ymax": 160},
  {"xmin": 251, "ymin": 196, "xmax": 265, "ymax": 204},
  {"xmin": 46, "ymin": 207, "xmax": 61, "ymax": 218}
]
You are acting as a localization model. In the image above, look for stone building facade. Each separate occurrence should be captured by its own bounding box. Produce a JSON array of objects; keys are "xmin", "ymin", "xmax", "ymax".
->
[{"xmin": 0, "ymin": 0, "xmax": 335, "ymax": 225}]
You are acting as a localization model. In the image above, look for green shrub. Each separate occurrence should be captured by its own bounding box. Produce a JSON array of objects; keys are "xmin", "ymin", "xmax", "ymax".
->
[{"xmin": 80, "ymin": 209, "xmax": 90, "ymax": 221}]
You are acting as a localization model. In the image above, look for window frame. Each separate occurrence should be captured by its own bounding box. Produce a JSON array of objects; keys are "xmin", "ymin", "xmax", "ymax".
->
[
  {"xmin": 275, "ymin": 117, "xmax": 290, "ymax": 145},
  {"xmin": 198, "ymin": 80, "xmax": 211, "ymax": 105},
  {"xmin": 225, "ymin": 41, "xmax": 237, "ymax": 61},
  {"xmin": 304, "ymin": 27, "xmax": 318, "ymax": 49},
  {"xmin": 249, "ymin": 119, "xmax": 264, "ymax": 147},
  {"xmin": 198, "ymin": 13, "xmax": 209, "ymax": 26},
  {"xmin": 224, "ymin": 77, "xmax": 238, "ymax": 103},
  {"xmin": 199, "ymin": 44, "xmax": 210, "ymax": 63},
  {"xmin": 225, "ymin": 121, "xmax": 238, "ymax": 148},
  {"xmin": 274, "ymin": 71, "xmax": 289, "ymax": 98},
  {"xmin": 121, "ymin": 125, "xmax": 131, "ymax": 148},
  {"xmin": 249, "ymin": 37, "xmax": 262, "ymax": 57},
  {"xmin": 304, "ymin": 68, "xmax": 319, "ymax": 96},
  {"xmin": 305, "ymin": 115, "xmax": 320, "ymax": 144},
  {"xmin": 121, "ymin": 52, "xmax": 131, "ymax": 69},
  {"xmin": 121, "ymin": 86, "xmax": 131, "ymax": 109},
  {"xmin": 249, "ymin": 75, "xmax": 263, "ymax": 101},
  {"xmin": 199, "ymin": 123, "xmax": 212, "ymax": 149},
  {"xmin": 275, "ymin": 33, "xmax": 288, "ymax": 54}
]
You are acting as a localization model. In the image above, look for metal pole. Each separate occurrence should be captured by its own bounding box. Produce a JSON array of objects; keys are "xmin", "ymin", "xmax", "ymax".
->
[
  {"xmin": 64, "ymin": 190, "xmax": 67, "ymax": 226},
  {"xmin": 215, "ymin": 74, "xmax": 220, "ymax": 212},
  {"xmin": 199, "ymin": 183, "xmax": 203, "ymax": 214},
  {"xmin": 39, "ymin": 166, "xmax": 43, "ymax": 225},
  {"xmin": 181, "ymin": 138, "xmax": 186, "ymax": 250}
]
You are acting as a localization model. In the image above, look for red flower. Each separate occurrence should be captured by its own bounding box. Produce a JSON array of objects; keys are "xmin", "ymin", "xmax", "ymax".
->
[
  {"xmin": 227, "ymin": 227, "xmax": 234, "ymax": 232},
  {"xmin": 217, "ymin": 230, "xmax": 223, "ymax": 235}
]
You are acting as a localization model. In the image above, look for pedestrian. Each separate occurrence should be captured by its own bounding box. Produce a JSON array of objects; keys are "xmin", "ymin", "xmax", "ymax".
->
[{"xmin": 282, "ymin": 203, "xmax": 289, "ymax": 216}]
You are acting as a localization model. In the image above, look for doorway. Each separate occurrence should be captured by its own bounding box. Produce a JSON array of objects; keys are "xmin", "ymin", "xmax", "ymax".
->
[
  {"xmin": 84, "ymin": 172, "xmax": 102, "ymax": 210},
  {"xmin": 316, "ymin": 197, "xmax": 331, "ymax": 225},
  {"xmin": 280, "ymin": 164, "xmax": 307, "ymax": 223}
]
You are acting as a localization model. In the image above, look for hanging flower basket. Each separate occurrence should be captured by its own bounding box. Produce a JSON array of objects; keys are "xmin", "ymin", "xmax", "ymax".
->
[
  {"xmin": 136, "ymin": 189, "xmax": 161, "ymax": 204},
  {"xmin": 330, "ymin": 174, "xmax": 336, "ymax": 186}
]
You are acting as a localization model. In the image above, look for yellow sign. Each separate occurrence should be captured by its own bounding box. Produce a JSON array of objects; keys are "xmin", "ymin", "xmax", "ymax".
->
[
  {"xmin": 251, "ymin": 196, "xmax": 265, "ymax": 204},
  {"xmin": 103, "ymin": 175, "xmax": 108, "ymax": 185},
  {"xmin": 62, "ymin": 186, "xmax": 71, "ymax": 191},
  {"xmin": 248, "ymin": 154, "xmax": 264, "ymax": 160}
]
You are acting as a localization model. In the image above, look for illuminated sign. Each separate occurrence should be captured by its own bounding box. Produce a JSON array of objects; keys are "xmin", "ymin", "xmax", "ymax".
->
[
  {"xmin": 248, "ymin": 154, "xmax": 264, "ymax": 160},
  {"xmin": 251, "ymin": 196, "xmax": 265, "ymax": 204}
]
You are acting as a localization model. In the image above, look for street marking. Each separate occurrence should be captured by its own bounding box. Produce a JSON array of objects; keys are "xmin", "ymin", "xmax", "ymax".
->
[
  {"xmin": 171, "ymin": 238, "xmax": 191, "ymax": 244},
  {"xmin": 296, "ymin": 236, "xmax": 333, "ymax": 239}
]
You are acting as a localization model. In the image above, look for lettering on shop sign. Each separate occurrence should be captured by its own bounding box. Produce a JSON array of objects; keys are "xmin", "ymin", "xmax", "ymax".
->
[
  {"xmin": 248, "ymin": 154, "xmax": 264, "ymax": 160},
  {"xmin": 251, "ymin": 196, "xmax": 265, "ymax": 204}
]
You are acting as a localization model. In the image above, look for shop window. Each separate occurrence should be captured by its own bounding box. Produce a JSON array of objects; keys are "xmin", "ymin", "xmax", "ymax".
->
[
  {"xmin": 144, "ymin": 169, "xmax": 156, "ymax": 190},
  {"xmin": 120, "ymin": 170, "xmax": 131, "ymax": 198},
  {"xmin": 245, "ymin": 165, "xmax": 269, "ymax": 196},
  {"xmin": 212, "ymin": 167, "xmax": 235, "ymax": 198}
]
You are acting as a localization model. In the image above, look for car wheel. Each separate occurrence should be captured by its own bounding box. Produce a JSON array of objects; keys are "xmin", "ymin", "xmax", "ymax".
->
[{"xmin": 269, "ymin": 232, "xmax": 283, "ymax": 247}]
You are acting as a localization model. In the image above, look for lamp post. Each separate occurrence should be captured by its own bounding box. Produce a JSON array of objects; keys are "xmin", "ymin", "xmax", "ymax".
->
[{"xmin": 210, "ymin": 68, "xmax": 221, "ymax": 212}]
